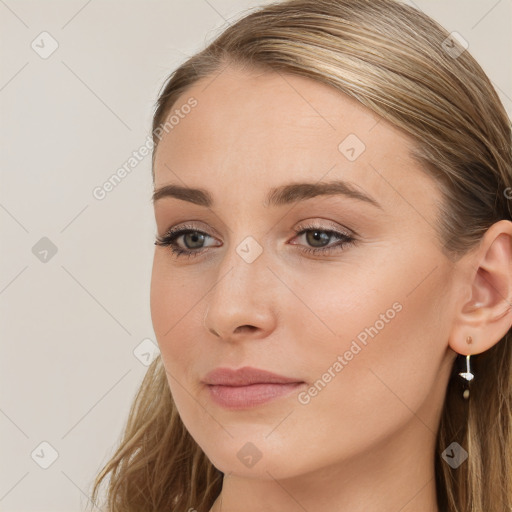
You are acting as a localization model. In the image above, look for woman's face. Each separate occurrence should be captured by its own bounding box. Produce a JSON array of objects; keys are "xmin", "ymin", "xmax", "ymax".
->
[{"xmin": 150, "ymin": 65, "xmax": 459, "ymax": 479}]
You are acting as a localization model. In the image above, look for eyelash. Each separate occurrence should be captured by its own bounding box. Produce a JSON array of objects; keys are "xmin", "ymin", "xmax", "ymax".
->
[{"xmin": 154, "ymin": 222, "xmax": 356, "ymax": 260}]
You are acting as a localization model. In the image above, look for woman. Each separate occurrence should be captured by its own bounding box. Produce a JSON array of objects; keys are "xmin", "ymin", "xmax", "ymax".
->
[{"xmin": 89, "ymin": 0, "xmax": 512, "ymax": 510}]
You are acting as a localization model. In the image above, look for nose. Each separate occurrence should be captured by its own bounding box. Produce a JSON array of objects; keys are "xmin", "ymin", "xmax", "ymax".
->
[{"xmin": 203, "ymin": 247, "xmax": 278, "ymax": 342}]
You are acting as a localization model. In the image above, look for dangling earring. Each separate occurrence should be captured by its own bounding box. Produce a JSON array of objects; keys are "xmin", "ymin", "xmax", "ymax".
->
[{"xmin": 458, "ymin": 335, "xmax": 474, "ymax": 400}]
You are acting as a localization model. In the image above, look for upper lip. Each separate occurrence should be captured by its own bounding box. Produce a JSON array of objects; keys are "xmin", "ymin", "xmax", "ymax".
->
[{"xmin": 202, "ymin": 366, "xmax": 303, "ymax": 386}]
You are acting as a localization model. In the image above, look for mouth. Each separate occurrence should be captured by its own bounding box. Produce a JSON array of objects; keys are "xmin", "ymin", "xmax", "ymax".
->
[{"xmin": 202, "ymin": 366, "xmax": 306, "ymax": 409}]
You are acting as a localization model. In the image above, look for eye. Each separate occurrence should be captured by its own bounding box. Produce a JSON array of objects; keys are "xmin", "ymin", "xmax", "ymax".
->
[
  {"xmin": 154, "ymin": 224, "xmax": 219, "ymax": 259},
  {"xmin": 154, "ymin": 222, "xmax": 357, "ymax": 259},
  {"xmin": 289, "ymin": 223, "xmax": 356, "ymax": 256}
]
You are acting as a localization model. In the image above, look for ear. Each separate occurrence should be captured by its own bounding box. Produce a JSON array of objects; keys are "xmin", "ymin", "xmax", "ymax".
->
[{"xmin": 448, "ymin": 219, "xmax": 512, "ymax": 355}]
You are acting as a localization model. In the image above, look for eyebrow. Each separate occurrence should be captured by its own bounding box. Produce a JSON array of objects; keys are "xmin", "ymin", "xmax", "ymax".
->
[{"xmin": 152, "ymin": 180, "xmax": 382, "ymax": 209}]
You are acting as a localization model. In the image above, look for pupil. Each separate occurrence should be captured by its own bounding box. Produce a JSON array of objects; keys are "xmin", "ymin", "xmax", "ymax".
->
[
  {"xmin": 307, "ymin": 230, "xmax": 329, "ymax": 247},
  {"xmin": 185, "ymin": 232, "xmax": 204, "ymax": 249}
]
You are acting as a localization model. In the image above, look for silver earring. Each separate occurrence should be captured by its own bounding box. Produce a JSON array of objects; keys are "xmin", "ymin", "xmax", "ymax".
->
[{"xmin": 458, "ymin": 336, "xmax": 474, "ymax": 400}]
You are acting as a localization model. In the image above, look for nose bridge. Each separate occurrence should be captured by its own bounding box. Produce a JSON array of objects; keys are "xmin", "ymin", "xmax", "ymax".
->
[
  {"xmin": 210, "ymin": 233, "xmax": 267, "ymax": 307},
  {"xmin": 215, "ymin": 212, "xmax": 268, "ymax": 288},
  {"xmin": 205, "ymin": 231, "xmax": 275, "ymax": 336}
]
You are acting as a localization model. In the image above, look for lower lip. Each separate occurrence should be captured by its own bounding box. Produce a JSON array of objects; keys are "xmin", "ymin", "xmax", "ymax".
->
[{"xmin": 206, "ymin": 382, "xmax": 305, "ymax": 409}]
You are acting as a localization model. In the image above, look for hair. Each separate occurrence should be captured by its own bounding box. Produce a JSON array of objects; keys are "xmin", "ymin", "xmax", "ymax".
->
[{"xmin": 88, "ymin": 1, "xmax": 512, "ymax": 511}]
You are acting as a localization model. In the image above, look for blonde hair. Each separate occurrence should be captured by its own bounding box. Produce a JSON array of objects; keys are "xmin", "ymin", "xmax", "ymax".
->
[{"xmin": 89, "ymin": 1, "xmax": 512, "ymax": 510}]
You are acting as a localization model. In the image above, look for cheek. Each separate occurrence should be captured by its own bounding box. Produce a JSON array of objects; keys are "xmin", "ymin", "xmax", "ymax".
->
[
  {"xmin": 294, "ymin": 260, "xmax": 452, "ymax": 443},
  {"xmin": 151, "ymin": 253, "xmax": 204, "ymax": 335},
  {"xmin": 150, "ymin": 255, "xmax": 208, "ymax": 374}
]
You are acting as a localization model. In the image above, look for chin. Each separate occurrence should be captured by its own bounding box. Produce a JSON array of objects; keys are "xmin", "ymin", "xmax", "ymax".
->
[
  {"xmin": 194, "ymin": 429, "xmax": 311, "ymax": 481},
  {"xmin": 206, "ymin": 449, "xmax": 295, "ymax": 480}
]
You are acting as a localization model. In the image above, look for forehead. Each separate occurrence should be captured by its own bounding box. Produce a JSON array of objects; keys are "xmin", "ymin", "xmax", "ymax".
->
[{"xmin": 153, "ymin": 65, "xmax": 437, "ymax": 213}]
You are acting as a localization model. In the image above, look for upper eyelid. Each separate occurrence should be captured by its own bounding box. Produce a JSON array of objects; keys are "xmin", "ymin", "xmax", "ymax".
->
[
  {"xmin": 165, "ymin": 224, "xmax": 349, "ymax": 237},
  {"xmin": 164, "ymin": 217, "xmax": 354, "ymax": 234}
]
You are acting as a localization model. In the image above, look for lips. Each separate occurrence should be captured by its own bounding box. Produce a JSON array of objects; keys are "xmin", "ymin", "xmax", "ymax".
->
[
  {"xmin": 202, "ymin": 366, "xmax": 303, "ymax": 386},
  {"xmin": 202, "ymin": 366, "xmax": 305, "ymax": 409}
]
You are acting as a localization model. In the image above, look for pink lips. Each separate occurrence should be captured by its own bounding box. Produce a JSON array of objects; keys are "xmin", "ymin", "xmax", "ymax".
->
[{"xmin": 202, "ymin": 366, "xmax": 305, "ymax": 409}]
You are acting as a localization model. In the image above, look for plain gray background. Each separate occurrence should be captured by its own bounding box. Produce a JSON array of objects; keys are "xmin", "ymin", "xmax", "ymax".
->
[{"xmin": 1, "ymin": 1, "xmax": 511, "ymax": 510}]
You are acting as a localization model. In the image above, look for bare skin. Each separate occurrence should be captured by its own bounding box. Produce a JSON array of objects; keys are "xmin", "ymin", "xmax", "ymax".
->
[{"xmin": 150, "ymin": 65, "xmax": 512, "ymax": 512}]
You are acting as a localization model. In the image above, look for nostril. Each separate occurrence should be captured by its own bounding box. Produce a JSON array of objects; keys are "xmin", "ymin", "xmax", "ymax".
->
[{"xmin": 234, "ymin": 325, "xmax": 257, "ymax": 334}]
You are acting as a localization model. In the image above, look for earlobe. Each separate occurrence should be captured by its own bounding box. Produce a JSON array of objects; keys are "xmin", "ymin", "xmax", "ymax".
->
[{"xmin": 448, "ymin": 219, "xmax": 512, "ymax": 356}]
